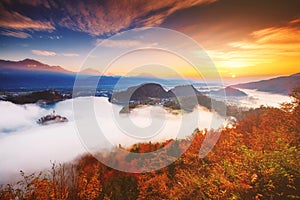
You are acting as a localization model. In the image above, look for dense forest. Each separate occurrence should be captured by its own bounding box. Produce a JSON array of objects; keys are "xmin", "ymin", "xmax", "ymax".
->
[{"xmin": 1, "ymin": 87, "xmax": 299, "ymax": 200}]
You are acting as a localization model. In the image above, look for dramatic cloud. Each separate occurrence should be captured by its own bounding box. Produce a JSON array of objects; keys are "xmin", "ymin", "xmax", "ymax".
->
[
  {"xmin": 1, "ymin": 0, "xmax": 216, "ymax": 37},
  {"xmin": 0, "ymin": 4, "xmax": 54, "ymax": 31},
  {"xmin": 1, "ymin": 0, "xmax": 299, "ymax": 77},
  {"xmin": 0, "ymin": 30, "xmax": 31, "ymax": 38},
  {"xmin": 230, "ymin": 25, "xmax": 300, "ymax": 51},
  {"xmin": 58, "ymin": 0, "xmax": 216, "ymax": 36},
  {"xmin": 32, "ymin": 49, "xmax": 56, "ymax": 56},
  {"xmin": 206, "ymin": 19, "xmax": 300, "ymax": 77}
]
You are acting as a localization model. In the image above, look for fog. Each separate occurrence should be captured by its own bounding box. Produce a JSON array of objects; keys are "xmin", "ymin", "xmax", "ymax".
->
[
  {"xmin": 0, "ymin": 89, "xmax": 291, "ymax": 183},
  {"xmin": 0, "ymin": 97, "xmax": 223, "ymax": 183},
  {"xmin": 236, "ymin": 89, "xmax": 292, "ymax": 108}
]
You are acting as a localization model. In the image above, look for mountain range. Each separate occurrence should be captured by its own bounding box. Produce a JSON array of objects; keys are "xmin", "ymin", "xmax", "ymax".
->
[
  {"xmin": 0, "ymin": 58, "xmax": 70, "ymax": 73},
  {"xmin": 0, "ymin": 58, "xmax": 299, "ymax": 95},
  {"xmin": 232, "ymin": 73, "xmax": 300, "ymax": 95},
  {"xmin": 0, "ymin": 58, "xmax": 102, "ymax": 75}
]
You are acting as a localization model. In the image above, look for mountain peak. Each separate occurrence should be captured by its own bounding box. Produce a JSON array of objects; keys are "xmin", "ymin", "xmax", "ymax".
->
[
  {"xmin": 21, "ymin": 58, "xmax": 39, "ymax": 62},
  {"xmin": 19, "ymin": 58, "xmax": 48, "ymax": 67},
  {"xmin": 0, "ymin": 58, "xmax": 70, "ymax": 73}
]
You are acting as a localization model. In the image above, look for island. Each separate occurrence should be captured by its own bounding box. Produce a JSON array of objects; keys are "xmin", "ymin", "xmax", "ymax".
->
[
  {"xmin": 37, "ymin": 110, "xmax": 68, "ymax": 125},
  {"xmin": 110, "ymin": 83, "xmax": 226, "ymax": 115}
]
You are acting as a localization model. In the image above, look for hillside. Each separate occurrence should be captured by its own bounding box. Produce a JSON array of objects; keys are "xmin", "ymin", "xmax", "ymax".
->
[
  {"xmin": 0, "ymin": 58, "xmax": 103, "ymax": 76},
  {"xmin": 212, "ymin": 86, "xmax": 247, "ymax": 97},
  {"xmin": 4, "ymin": 89, "xmax": 69, "ymax": 105},
  {"xmin": 169, "ymin": 85, "xmax": 201, "ymax": 96},
  {"xmin": 232, "ymin": 73, "xmax": 300, "ymax": 95},
  {"xmin": 110, "ymin": 83, "xmax": 174, "ymax": 104},
  {"xmin": 110, "ymin": 83, "xmax": 226, "ymax": 115},
  {"xmin": 110, "ymin": 84, "xmax": 204, "ymax": 104},
  {"xmin": 0, "ymin": 58, "xmax": 70, "ymax": 73}
]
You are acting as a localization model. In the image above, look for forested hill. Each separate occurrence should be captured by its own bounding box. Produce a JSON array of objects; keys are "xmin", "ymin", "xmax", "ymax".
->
[
  {"xmin": 232, "ymin": 73, "xmax": 300, "ymax": 95},
  {"xmin": 110, "ymin": 83, "xmax": 226, "ymax": 114}
]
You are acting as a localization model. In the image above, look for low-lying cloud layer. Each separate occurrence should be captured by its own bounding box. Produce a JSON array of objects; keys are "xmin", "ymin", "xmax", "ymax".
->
[
  {"xmin": 0, "ymin": 96, "xmax": 222, "ymax": 183},
  {"xmin": 235, "ymin": 89, "xmax": 292, "ymax": 108}
]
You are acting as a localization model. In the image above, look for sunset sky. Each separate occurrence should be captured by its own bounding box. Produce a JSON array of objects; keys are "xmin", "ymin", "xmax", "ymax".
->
[{"xmin": 0, "ymin": 0, "xmax": 299, "ymax": 79}]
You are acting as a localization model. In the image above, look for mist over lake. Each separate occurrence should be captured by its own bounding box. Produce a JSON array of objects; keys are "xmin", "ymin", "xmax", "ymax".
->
[{"xmin": 0, "ymin": 96, "xmax": 225, "ymax": 183}]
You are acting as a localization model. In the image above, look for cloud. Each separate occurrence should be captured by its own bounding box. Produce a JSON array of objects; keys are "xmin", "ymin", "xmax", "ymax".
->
[
  {"xmin": 206, "ymin": 19, "xmax": 300, "ymax": 76},
  {"xmin": 0, "ymin": 4, "xmax": 54, "ymax": 31},
  {"xmin": 288, "ymin": 18, "xmax": 300, "ymax": 25},
  {"xmin": 226, "ymin": 22, "xmax": 300, "ymax": 59},
  {"xmin": 0, "ymin": 101, "xmax": 45, "ymax": 133},
  {"xmin": 49, "ymin": 35, "xmax": 62, "ymax": 40},
  {"xmin": 16, "ymin": 0, "xmax": 51, "ymax": 8},
  {"xmin": 62, "ymin": 53, "xmax": 79, "ymax": 57},
  {"xmin": 229, "ymin": 19, "xmax": 300, "ymax": 51},
  {"xmin": 0, "ymin": 97, "xmax": 223, "ymax": 183},
  {"xmin": 0, "ymin": 30, "xmax": 31, "ymax": 38},
  {"xmin": 235, "ymin": 88, "xmax": 292, "ymax": 108},
  {"xmin": 132, "ymin": 0, "xmax": 217, "ymax": 28},
  {"xmin": 31, "ymin": 50, "xmax": 79, "ymax": 57},
  {"xmin": 96, "ymin": 39, "xmax": 157, "ymax": 48},
  {"xmin": 1, "ymin": 0, "xmax": 216, "ymax": 37},
  {"xmin": 32, "ymin": 49, "xmax": 56, "ymax": 56},
  {"xmin": 0, "ymin": 92, "xmax": 290, "ymax": 182}
]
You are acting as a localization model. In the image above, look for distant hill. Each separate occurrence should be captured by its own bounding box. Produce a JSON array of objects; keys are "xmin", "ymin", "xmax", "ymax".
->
[
  {"xmin": 79, "ymin": 68, "xmax": 101, "ymax": 75},
  {"xmin": 0, "ymin": 58, "xmax": 71, "ymax": 73},
  {"xmin": 4, "ymin": 89, "xmax": 68, "ymax": 105},
  {"xmin": 0, "ymin": 58, "xmax": 103, "ymax": 76},
  {"xmin": 212, "ymin": 86, "xmax": 247, "ymax": 97},
  {"xmin": 110, "ymin": 84, "xmax": 204, "ymax": 104},
  {"xmin": 110, "ymin": 83, "xmax": 226, "ymax": 115},
  {"xmin": 0, "ymin": 59, "xmax": 122, "ymax": 92},
  {"xmin": 169, "ymin": 85, "xmax": 201, "ymax": 97},
  {"xmin": 110, "ymin": 83, "xmax": 174, "ymax": 104},
  {"xmin": 232, "ymin": 73, "xmax": 300, "ymax": 95}
]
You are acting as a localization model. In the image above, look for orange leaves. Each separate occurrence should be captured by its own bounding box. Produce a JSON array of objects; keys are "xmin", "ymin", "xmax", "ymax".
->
[
  {"xmin": 77, "ymin": 164, "xmax": 102, "ymax": 200},
  {"xmin": 138, "ymin": 172, "xmax": 171, "ymax": 200},
  {"xmin": 0, "ymin": 184, "xmax": 15, "ymax": 200}
]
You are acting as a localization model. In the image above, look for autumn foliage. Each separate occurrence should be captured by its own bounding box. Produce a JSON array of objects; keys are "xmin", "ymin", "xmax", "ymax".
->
[{"xmin": 1, "ymin": 87, "xmax": 299, "ymax": 199}]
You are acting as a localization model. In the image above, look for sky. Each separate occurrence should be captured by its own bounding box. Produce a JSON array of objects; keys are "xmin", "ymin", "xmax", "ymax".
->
[{"xmin": 0, "ymin": 0, "xmax": 300, "ymax": 79}]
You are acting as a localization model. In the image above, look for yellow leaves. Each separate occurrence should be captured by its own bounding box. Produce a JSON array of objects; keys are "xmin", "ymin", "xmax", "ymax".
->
[
  {"xmin": 255, "ymin": 193, "xmax": 263, "ymax": 200},
  {"xmin": 251, "ymin": 173, "xmax": 258, "ymax": 183},
  {"xmin": 138, "ymin": 172, "xmax": 171, "ymax": 200},
  {"xmin": 77, "ymin": 164, "xmax": 102, "ymax": 200}
]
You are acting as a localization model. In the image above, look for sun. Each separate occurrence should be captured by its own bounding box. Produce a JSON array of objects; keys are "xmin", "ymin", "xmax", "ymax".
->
[{"xmin": 231, "ymin": 74, "xmax": 236, "ymax": 78}]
